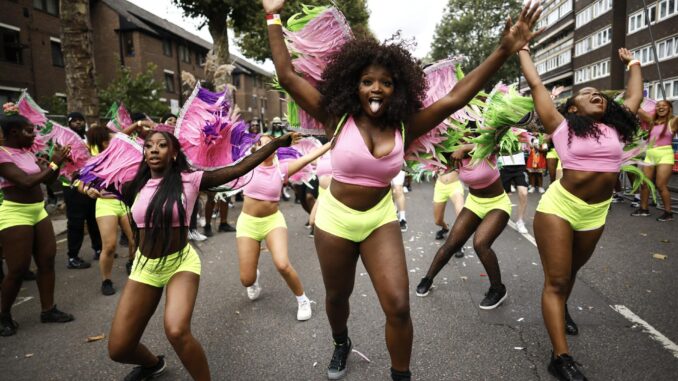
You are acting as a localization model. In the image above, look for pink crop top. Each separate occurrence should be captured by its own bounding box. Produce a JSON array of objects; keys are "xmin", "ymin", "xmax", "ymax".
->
[
  {"xmin": 131, "ymin": 171, "xmax": 203, "ymax": 228},
  {"xmin": 647, "ymin": 124, "xmax": 674, "ymax": 147},
  {"xmin": 243, "ymin": 162, "xmax": 288, "ymax": 202},
  {"xmin": 0, "ymin": 146, "xmax": 41, "ymax": 189},
  {"xmin": 458, "ymin": 156, "xmax": 500, "ymax": 190},
  {"xmin": 331, "ymin": 116, "xmax": 404, "ymax": 188},
  {"xmin": 316, "ymin": 153, "xmax": 332, "ymax": 178},
  {"xmin": 552, "ymin": 119, "xmax": 622, "ymax": 172}
]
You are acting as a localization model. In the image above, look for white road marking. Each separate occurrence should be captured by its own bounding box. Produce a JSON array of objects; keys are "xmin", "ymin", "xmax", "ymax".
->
[
  {"xmin": 610, "ymin": 305, "xmax": 678, "ymax": 359},
  {"xmin": 56, "ymin": 238, "xmax": 67, "ymax": 244},
  {"xmin": 13, "ymin": 296, "xmax": 34, "ymax": 307},
  {"xmin": 507, "ymin": 217, "xmax": 678, "ymax": 358}
]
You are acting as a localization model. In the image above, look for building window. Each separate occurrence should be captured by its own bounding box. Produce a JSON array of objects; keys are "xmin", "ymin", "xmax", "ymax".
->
[
  {"xmin": 575, "ymin": 26, "xmax": 611, "ymax": 57},
  {"xmin": 0, "ymin": 25, "xmax": 22, "ymax": 64},
  {"xmin": 164, "ymin": 71, "xmax": 175, "ymax": 93},
  {"xmin": 576, "ymin": 0, "xmax": 612, "ymax": 28},
  {"xmin": 233, "ymin": 73, "xmax": 240, "ymax": 89},
  {"xmin": 0, "ymin": 88, "xmax": 22, "ymax": 105},
  {"xmin": 179, "ymin": 45, "xmax": 190, "ymax": 63},
  {"xmin": 574, "ymin": 60, "xmax": 610, "ymax": 85},
  {"xmin": 33, "ymin": 0, "xmax": 58, "ymax": 16},
  {"xmin": 50, "ymin": 40, "xmax": 63, "ymax": 67},
  {"xmin": 629, "ymin": 5, "xmax": 658, "ymax": 34},
  {"xmin": 123, "ymin": 32, "xmax": 135, "ymax": 57},
  {"xmin": 633, "ymin": 34, "xmax": 678, "ymax": 64},
  {"xmin": 197, "ymin": 52, "xmax": 205, "ymax": 66},
  {"xmin": 162, "ymin": 39, "xmax": 172, "ymax": 57}
]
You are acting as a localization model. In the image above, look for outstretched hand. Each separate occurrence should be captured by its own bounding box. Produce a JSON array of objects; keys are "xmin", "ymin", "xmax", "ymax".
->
[
  {"xmin": 499, "ymin": 1, "xmax": 544, "ymax": 55},
  {"xmin": 618, "ymin": 48, "xmax": 634, "ymax": 64},
  {"xmin": 262, "ymin": 0, "xmax": 285, "ymax": 14}
]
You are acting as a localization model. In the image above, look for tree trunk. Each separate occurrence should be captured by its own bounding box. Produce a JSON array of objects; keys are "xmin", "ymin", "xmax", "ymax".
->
[
  {"xmin": 60, "ymin": 0, "xmax": 99, "ymax": 122},
  {"xmin": 208, "ymin": 18, "xmax": 232, "ymax": 92}
]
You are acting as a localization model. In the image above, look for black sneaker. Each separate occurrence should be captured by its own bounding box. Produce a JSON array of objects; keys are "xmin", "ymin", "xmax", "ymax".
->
[
  {"xmin": 611, "ymin": 194, "xmax": 623, "ymax": 204},
  {"xmin": 327, "ymin": 337, "xmax": 352, "ymax": 380},
  {"xmin": 479, "ymin": 284, "xmax": 507, "ymax": 310},
  {"xmin": 40, "ymin": 305, "xmax": 74, "ymax": 323},
  {"xmin": 454, "ymin": 246, "xmax": 465, "ymax": 258},
  {"xmin": 565, "ymin": 305, "xmax": 578, "ymax": 336},
  {"xmin": 23, "ymin": 269, "xmax": 37, "ymax": 281},
  {"xmin": 93, "ymin": 250, "xmax": 101, "ymax": 261},
  {"xmin": 101, "ymin": 279, "xmax": 116, "ymax": 296},
  {"xmin": 218, "ymin": 223, "xmax": 236, "ymax": 232},
  {"xmin": 416, "ymin": 277, "xmax": 433, "ymax": 297},
  {"xmin": 0, "ymin": 313, "xmax": 18, "ymax": 336},
  {"xmin": 67, "ymin": 257, "xmax": 91, "ymax": 269},
  {"xmin": 399, "ymin": 219, "xmax": 408, "ymax": 232},
  {"xmin": 657, "ymin": 212, "xmax": 674, "ymax": 222},
  {"xmin": 548, "ymin": 353, "xmax": 588, "ymax": 381},
  {"xmin": 124, "ymin": 355, "xmax": 166, "ymax": 381},
  {"xmin": 203, "ymin": 225, "xmax": 214, "ymax": 237},
  {"xmin": 126, "ymin": 259, "xmax": 134, "ymax": 276},
  {"xmin": 119, "ymin": 234, "xmax": 129, "ymax": 247},
  {"xmin": 435, "ymin": 228, "xmax": 448, "ymax": 240},
  {"xmin": 630, "ymin": 208, "xmax": 650, "ymax": 217}
]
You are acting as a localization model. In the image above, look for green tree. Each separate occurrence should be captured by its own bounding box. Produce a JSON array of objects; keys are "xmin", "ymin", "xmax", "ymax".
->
[
  {"xmin": 429, "ymin": 0, "xmax": 523, "ymax": 88},
  {"xmin": 99, "ymin": 63, "xmax": 169, "ymax": 119},
  {"xmin": 172, "ymin": 1, "xmax": 371, "ymax": 74}
]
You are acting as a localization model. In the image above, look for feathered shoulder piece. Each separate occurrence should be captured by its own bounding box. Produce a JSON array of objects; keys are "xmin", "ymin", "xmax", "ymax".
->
[
  {"xmin": 105, "ymin": 102, "xmax": 133, "ymax": 133},
  {"xmin": 78, "ymin": 133, "xmax": 142, "ymax": 196}
]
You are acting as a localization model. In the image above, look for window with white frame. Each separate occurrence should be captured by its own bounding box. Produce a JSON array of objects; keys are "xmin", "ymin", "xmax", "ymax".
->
[
  {"xmin": 645, "ymin": 77, "xmax": 678, "ymax": 100},
  {"xmin": 659, "ymin": 0, "xmax": 678, "ymax": 19},
  {"xmin": 634, "ymin": 34, "xmax": 678, "ymax": 63},
  {"xmin": 537, "ymin": 1, "xmax": 573, "ymax": 29},
  {"xmin": 628, "ymin": 4, "xmax": 658, "ymax": 34},
  {"xmin": 576, "ymin": 0, "xmax": 612, "ymax": 28},
  {"xmin": 574, "ymin": 60, "xmax": 610, "ymax": 84},
  {"xmin": 535, "ymin": 50, "xmax": 571, "ymax": 75},
  {"xmin": 574, "ymin": 26, "xmax": 611, "ymax": 57}
]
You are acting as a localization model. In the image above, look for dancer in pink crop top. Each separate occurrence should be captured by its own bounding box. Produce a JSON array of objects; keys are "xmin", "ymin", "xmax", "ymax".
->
[
  {"xmin": 265, "ymin": 0, "xmax": 542, "ymax": 376},
  {"xmin": 634, "ymin": 99, "xmax": 678, "ymax": 220},
  {"xmin": 0, "ymin": 108, "xmax": 75, "ymax": 336},
  {"xmin": 87, "ymin": 129, "xmax": 298, "ymax": 380},
  {"xmin": 520, "ymin": 46, "xmax": 644, "ymax": 379},
  {"xmin": 236, "ymin": 134, "xmax": 330, "ymax": 322},
  {"xmin": 417, "ymin": 144, "xmax": 511, "ymax": 311}
]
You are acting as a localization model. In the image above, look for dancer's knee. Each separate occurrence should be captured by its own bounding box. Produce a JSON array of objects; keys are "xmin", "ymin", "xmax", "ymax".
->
[
  {"xmin": 384, "ymin": 298, "xmax": 410, "ymax": 326},
  {"xmin": 165, "ymin": 323, "xmax": 191, "ymax": 347},
  {"xmin": 544, "ymin": 277, "xmax": 571, "ymax": 296}
]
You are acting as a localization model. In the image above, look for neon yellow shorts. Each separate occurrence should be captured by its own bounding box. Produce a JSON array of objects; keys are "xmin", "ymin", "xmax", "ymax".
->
[
  {"xmin": 236, "ymin": 210, "xmax": 287, "ymax": 242},
  {"xmin": 433, "ymin": 179, "xmax": 463, "ymax": 203},
  {"xmin": 546, "ymin": 149, "xmax": 559, "ymax": 160},
  {"xmin": 0, "ymin": 200, "xmax": 48, "ymax": 231},
  {"xmin": 536, "ymin": 180, "xmax": 611, "ymax": 231},
  {"xmin": 96, "ymin": 198, "xmax": 128, "ymax": 219},
  {"xmin": 129, "ymin": 244, "xmax": 201, "ymax": 288},
  {"xmin": 315, "ymin": 188, "xmax": 397, "ymax": 242},
  {"xmin": 644, "ymin": 145, "xmax": 675, "ymax": 166},
  {"xmin": 464, "ymin": 192, "xmax": 512, "ymax": 219},
  {"xmin": 318, "ymin": 186, "xmax": 327, "ymax": 198}
]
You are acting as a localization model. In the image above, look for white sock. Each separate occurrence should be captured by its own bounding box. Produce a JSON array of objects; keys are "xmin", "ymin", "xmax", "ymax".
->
[
  {"xmin": 296, "ymin": 293, "xmax": 308, "ymax": 303},
  {"xmin": 398, "ymin": 211, "xmax": 406, "ymax": 221}
]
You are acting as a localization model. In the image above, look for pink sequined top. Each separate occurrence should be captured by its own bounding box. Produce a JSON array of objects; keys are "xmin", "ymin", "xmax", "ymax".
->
[
  {"xmin": 243, "ymin": 162, "xmax": 289, "ymax": 202},
  {"xmin": 458, "ymin": 156, "xmax": 500, "ymax": 190},
  {"xmin": 0, "ymin": 146, "xmax": 41, "ymax": 189},
  {"xmin": 552, "ymin": 119, "xmax": 622, "ymax": 172},
  {"xmin": 131, "ymin": 171, "xmax": 203, "ymax": 227}
]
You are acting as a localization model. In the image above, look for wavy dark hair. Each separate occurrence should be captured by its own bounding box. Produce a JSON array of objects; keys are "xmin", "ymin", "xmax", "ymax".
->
[
  {"xmin": 0, "ymin": 114, "xmax": 30, "ymax": 138},
  {"xmin": 558, "ymin": 93, "xmax": 639, "ymax": 145},
  {"xmin": 318, "ymin": 37, "xmax": 426, "ymax": 129},
  {"xmin": 121, "ymin": 131, "xmax": 190, "ymax": 268}
]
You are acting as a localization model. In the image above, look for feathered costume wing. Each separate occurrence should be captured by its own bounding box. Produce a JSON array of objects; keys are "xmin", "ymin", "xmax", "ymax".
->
[
  {"xmin": 17, "ymin": 92, "xmax": 90, "ymax": 180},
  {"xmin": 105, "ymin": 102, "xmax": 133, "ymax": 133},
  {"xmin": 78, "ymin": 133, "xmax": 142, "ymax": 196}
]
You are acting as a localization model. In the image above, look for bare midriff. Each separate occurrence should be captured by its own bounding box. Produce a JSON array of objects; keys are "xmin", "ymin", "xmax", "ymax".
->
[
  {"xmin": 561, "ymin": 170, "xmax": 617, "ymax": 203},
  {"xmin": 241, "ymin": 195, "xmax": 279, "ymax": 218}
]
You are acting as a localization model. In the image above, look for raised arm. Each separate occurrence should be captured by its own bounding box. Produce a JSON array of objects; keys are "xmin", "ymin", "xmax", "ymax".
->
[
  {"xmin": 619, "ymin": 48, "xmax": 643, "ymax": 114},
  {"xmin": 636, "ymin": 108, "xmax": 653, "ymax": 125},
  {"xmin": 264, "ymin": 0, "xmax": 330, "ymax": 127},
  {"xmin": 407, "ymin": 2, "xmax": 543, "ymax": 143},
  {"xmin": 0, "ymin": 145, "xmax": 70, "ymax": 189},
  {"xmin": 287, "ymin": 142, "xmax": 331, "ymax": 176},
  {"xmin": 517, "ymin": 49, "xmax": 564, "ymax": 133},
  {"xmin": 200, "ymin": 132, "xmax": 300, "ymax": 189},
  {"xmin": 122, "ymin": 120, "xmax": 153, "ymax": 136}
]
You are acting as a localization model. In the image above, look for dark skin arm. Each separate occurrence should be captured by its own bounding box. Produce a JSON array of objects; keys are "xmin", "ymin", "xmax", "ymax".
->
[
  {"xmin": 0, "ymin": 145, "xmax": 70, "ymax": 189},
  {"xmin": 518, "ymin": 49, "xmax": 564, "ymax": 134},
  {"xmin": 199, "ymin": 132, "xmax": 299, "ymax": 189}
]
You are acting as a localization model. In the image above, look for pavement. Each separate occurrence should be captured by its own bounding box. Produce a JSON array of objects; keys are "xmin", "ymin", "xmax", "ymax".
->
[{"xmin": 1, "ymin": 180, "xmax": 677, "ymax": 380}]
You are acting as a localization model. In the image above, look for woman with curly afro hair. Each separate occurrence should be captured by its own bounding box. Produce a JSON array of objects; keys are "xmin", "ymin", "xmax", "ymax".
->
[
  {"xmin": 264, "ymin": 1, "xmax": 543, "ymax": 379},
  {"xmin": 518, "ymin": 47, "xmax": 642, "ymax": 380}
]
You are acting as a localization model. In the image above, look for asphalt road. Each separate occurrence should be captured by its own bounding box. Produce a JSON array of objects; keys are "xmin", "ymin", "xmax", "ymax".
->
[{"xmin": 1, "ymin": 180, "xmax": 676, "ymax": 380}]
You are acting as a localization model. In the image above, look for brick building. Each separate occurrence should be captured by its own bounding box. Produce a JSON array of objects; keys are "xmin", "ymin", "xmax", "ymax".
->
[
  {"xmin": 0, "ymin": 0, "xmax": 285, "ymax": 123},
  {"xmin": 519, "ymin": 0, "xmax": 678, "ymax": 104}
]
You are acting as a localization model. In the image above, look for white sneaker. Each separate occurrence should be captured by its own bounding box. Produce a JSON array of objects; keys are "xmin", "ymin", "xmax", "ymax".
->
[
  {"xmin": 188, "ymin": 229, "xmax": 207, "ymax": 241},
  {"xmin": 538, "ymin": 187, "xmax": 545, "ymax": 194},
  {"xmin": 247, "ymin": 270, "xmax": 261, "ymax": 300},
  {"xmin": 297, "ymin": 298, "xmax": 312, "ymax": 321},
  {"xmin": 198, "ymin": 217, "xmax": 206, "ymax": 227},
  {"xmin": 510, "ymin": 185, "xmax": 516, "ymax": 193},
  {"xmin": 528, "ymin": 186, "xmax": 535, "ymax": 193},
  {"xmin": 515, "ymin": 220, "xmax": 528, "ymax": 234}
]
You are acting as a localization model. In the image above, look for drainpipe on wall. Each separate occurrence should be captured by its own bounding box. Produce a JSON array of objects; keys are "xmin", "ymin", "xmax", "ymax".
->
[{"xmin": 642, "ymin": 0, "xmax": 666, "ymax": 99}]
